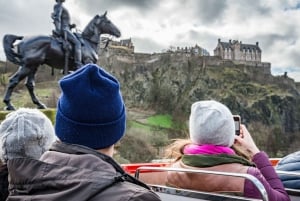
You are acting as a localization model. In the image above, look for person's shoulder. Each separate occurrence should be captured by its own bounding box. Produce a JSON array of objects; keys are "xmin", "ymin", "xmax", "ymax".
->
[
  {"xmin": 278, "ymin": 151, "xmax": 300, "ymax": 165},
  {"xmin": 123, "ymin": 181, "xmax": 161, "ymax": 201},
  {"xmin": 96, "ymin": 181, "xmax": 161, "ymax": 201},
  {"xmin": 128, "ymin": 187, "xmax": 161, "ymax": 201},
  {"xmin": 276, "ymin": 151, "xmax": 300, "ymax": 171}
]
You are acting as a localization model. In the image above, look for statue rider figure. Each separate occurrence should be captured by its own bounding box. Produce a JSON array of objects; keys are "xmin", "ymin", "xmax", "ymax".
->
[{"xmin": 52, "ymin": 0, "xmax": 82, "ymax": 69}]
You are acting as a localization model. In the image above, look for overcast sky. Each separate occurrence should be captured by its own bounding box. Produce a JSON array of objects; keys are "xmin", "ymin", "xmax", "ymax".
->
[{"xmin": 1, "ymin": 0, "xmax": 300, "ymax": 81}]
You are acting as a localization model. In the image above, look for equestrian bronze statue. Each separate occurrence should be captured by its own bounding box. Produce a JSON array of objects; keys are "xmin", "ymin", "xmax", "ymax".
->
[{"xmin": 2, "ymin": 11, "xmax": 121, "ymax": 110}]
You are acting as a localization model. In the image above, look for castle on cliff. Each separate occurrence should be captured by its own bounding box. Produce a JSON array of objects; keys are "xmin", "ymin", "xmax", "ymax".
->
[
  {"xmin": 102, "ymin": 37, "xmax": 263, "ymax": 63},
  {"xmin": 100, "ymin": 37, "xmax": 271, "ymax": 70},
  {"xmin": 98, "ymin": 37, "xmax": 300, "ymax": 86},
  {"xmin": 214, "ymin": 39, "xmax": 261, "ymax": 62}
]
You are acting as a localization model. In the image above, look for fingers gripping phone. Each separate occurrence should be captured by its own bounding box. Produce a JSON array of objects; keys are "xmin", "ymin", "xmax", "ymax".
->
[{"xmin": 233, "ymin": 115, "xmax": 241, "ymax": 136}]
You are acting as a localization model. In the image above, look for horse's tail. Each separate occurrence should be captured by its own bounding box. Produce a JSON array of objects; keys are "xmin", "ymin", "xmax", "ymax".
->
[{"xmin": 3, "ymin": 34, "xmax": 24, "ymax": 65}]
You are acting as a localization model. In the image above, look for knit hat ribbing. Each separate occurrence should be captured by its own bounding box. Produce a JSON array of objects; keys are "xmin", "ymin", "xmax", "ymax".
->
[
  {"xmin": 0, "ymin": 108, "xmax": 56, "ymax": 163},
  {"xmin": 55, "ymin": 64, "xmax": 126, "ymax": 149},
  {"xmin": 189, "ymin": 100, "xmax": 235, "ymax": 147}
]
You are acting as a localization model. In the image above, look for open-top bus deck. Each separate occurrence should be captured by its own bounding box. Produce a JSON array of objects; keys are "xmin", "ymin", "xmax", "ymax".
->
[{"xmin": 121, "ymin": 158, "xmax": 300, "ymax": 201}]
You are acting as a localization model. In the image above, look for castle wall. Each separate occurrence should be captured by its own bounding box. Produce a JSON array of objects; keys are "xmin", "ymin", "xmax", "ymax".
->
[{"xmin": 99, "ymin": 46, "xmax": 272, "ymax": 79}]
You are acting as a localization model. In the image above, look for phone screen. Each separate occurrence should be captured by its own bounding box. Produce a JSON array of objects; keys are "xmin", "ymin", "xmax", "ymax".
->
[{"xmin": 233, "ymin": 115, "xmax": 241, "ymax": 135}]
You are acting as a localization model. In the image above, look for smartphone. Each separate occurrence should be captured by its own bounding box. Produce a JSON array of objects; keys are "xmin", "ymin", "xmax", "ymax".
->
[{"xmin": 233, "ymin": 115, "xmax": 241, "ymax": 136}]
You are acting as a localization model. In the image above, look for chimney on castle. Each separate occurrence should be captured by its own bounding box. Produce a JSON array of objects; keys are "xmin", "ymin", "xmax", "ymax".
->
[
  {"xmin": 256, "ymin": 42, "xmax": 259, "ymax": 46},
  {"xmin": 218, "ymin": 38, "xmax": 221, "ymax": 43},
  {"xmin": 229, "ymin": 39, "xmax": 231, "ymax": 44}
]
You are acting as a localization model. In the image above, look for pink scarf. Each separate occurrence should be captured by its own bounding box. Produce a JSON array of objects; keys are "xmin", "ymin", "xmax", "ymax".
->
[{"xmin": 183, "ymin": 144, "xmax": 235, "ymax": 155}]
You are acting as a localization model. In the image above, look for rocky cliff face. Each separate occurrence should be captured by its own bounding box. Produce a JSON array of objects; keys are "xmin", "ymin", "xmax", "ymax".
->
[{"xmin": 99, "ymin": 51, "xmax": 300, "ymax": 156}]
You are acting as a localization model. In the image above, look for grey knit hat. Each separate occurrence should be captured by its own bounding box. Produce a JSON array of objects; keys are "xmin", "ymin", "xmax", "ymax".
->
[
  {"xmin": 189, "ymin": 100, "xmax": 235, "ymax": 147},
  {"xmin": 0, "ymin": 108, "xmax": 56, "ymax": 163}
]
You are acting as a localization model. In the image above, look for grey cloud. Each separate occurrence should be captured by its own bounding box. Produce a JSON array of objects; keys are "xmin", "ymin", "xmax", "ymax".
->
[
  {"xmin": 189, "ymin": 31, "xmax": 220, "ymax": 51},
  {"xmin": 166, "ymin": 0, "xmax": 228, "ymax": 25},
  {"xmin": 169, "ymin": 30, "xmax": 218, "ymax": 54},
  {"xmin": 131, "ymin": 37, "xmax": 165, "ymax": 53},
  {"xmin": 253, "ymin": 33, "xmax": 297, "ymax": 52},
  {"xmin": 284, "ymin": 51, "xmax": 300, "ymax": 68},
  {"xmin": 188, "ymin": 30, "xmax": 202, "ymax": 40},
  {"xmin": 194, "ymin": 0, "xmax": 228, "ymax": 23},
  {"xmin": 227, "ymin": 0, "xmax": 271, "ymax": 18},
  {"xmin": 0, "ymin": 1, "xmax": 53, "ymax": 34},
  {"xmin": 249, "ymin": 33, "xmax": 300, "ymax": 71},
  {"xmin": 72, "ymin": 0, "xmax": 157, "ymax": 14}
]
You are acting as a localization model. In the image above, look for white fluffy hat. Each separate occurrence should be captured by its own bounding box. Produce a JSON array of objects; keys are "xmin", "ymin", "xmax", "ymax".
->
[
  {"xmin": 189, "ymin": 100, "xmax": 235, "ymax": 147},
  {"xmin": 0, "ymin": 108, "xmax": 56, "ymax": 163}
]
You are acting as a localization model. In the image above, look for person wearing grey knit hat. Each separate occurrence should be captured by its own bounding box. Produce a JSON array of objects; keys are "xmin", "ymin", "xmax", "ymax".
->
[
  {"xmin": 164, "ymin": 100, "xmax": 289, "ymax": 201},
  {"xmin": 0, "ymin": 108, "xmax": 56, "ymax": 201},
  {"xmin": 189, "ymin": 100, "xmax": 235, "ymax": 147},
  {"xmin": 6, "ymin": 64, "xmax": 161, "ymax": 201},
  {"xmin": 0, "ymin": 108, "xmax": 56, "ymax": 163}
]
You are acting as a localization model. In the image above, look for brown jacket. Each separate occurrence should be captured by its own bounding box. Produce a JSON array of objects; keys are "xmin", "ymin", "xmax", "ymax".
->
[
  {"xmin": 7, "ymin": 142, "xmax": 161, "ymax": 201},
  {"xmin": 167, "ymin": 160, "xmax": 249, "ymax": 194}
]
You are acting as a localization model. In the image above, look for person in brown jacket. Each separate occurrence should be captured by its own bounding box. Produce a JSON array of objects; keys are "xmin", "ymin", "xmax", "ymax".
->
[
  {"xmin": 6, "ymin": 64, "xmax": 161, "ymax": 201},
  {"xmin": 165, "ymin": 100, "xmax": 289, "ymax": 201},
  {"xmin": 0, "ymin": 108, "xmax": 56, "ymax": 201}
]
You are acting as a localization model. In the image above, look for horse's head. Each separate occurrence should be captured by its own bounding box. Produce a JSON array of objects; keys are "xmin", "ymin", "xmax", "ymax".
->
[
  {"xmin": 88, "ymin": 11, "xmax": 120, "ymax": 38},
  {"xmin": 95, "ymin": 11, "xmax": 121, "ymax": 38},
  {"xmin": 82, "ymin": 11, "xmax": 121, "ymax": 45}
]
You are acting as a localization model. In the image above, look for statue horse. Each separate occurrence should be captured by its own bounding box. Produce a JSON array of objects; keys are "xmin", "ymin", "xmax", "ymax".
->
[{"xmin": 2, "ymin": 11, "xmax": 121, "ymax": 110}]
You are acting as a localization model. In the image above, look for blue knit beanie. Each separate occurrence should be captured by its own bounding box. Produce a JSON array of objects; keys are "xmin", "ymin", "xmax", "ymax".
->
[{"xmin": 55, "ymin": 64, "xmax": 126, "ymax": 149}]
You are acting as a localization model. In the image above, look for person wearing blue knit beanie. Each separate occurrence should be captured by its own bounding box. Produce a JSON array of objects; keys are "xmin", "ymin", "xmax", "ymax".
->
[
  {"xmin": 55, "ymin": 62, "xmax": 126, "ymax": 149},
  {"xmin": 7, "ymin": 64, "xmax": 161, "ymax": 201}
]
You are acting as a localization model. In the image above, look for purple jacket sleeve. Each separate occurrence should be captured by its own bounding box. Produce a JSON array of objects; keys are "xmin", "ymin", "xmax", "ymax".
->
[{"xmin": 244, "ymin": 151, "xmax": 290, "ymax": 201}]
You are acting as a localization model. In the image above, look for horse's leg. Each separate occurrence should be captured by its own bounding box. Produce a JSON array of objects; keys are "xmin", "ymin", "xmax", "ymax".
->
[
  {"xmin": 3, "ymin": 66, "xmax": 31, "ymax": 110},
  {"xmin": 25, "ymin": 68, "xmax": 47, "ymax": 109}
]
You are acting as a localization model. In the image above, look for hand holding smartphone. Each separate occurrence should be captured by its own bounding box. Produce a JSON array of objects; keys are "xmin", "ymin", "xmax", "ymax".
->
[{"xmin": 233, "ymin": 115, "xmax": 241, "ymax": 136}]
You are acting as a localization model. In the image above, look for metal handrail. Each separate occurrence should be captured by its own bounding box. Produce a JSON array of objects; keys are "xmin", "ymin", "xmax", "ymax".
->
[{"xmin": 135, "ymin": 166, "xmax": 268, "ymax": 201}]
